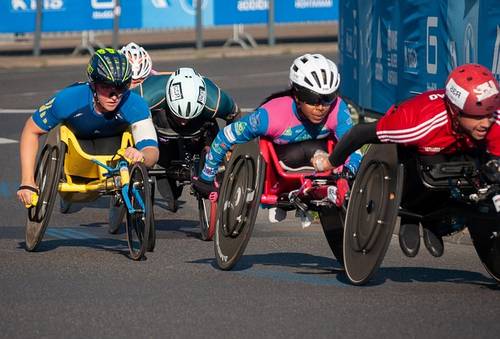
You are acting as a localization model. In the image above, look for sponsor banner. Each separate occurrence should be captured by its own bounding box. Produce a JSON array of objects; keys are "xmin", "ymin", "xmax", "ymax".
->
[
  {"xmin": 0, "ymin": 0, "xmax": 141, "ymax": 33},
  {"xmin": 340, "ymin": 0, "xmax": 499, "ymax": 115},
  {"xmin": 213, "ymin": 0, "xmax": 338, "ymax": 25},
  {"xmin": 141, "ymin": 0, "xmax": 214, "ymax": 29}
]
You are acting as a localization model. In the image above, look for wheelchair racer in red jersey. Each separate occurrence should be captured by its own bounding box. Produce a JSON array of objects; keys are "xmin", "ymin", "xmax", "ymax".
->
[{"xmin": 312, "ymin": 63, "xmax": 500, "ymax": 257}]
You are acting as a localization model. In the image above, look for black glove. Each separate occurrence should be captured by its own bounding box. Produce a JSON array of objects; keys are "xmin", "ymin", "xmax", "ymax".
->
[
  {"xmin": 482, "ymin": 159, "xmax": 500, "ymax": 184},
  {"xmin": 192, "ymin": 176, "xmax": 219, "ymax": 200}
]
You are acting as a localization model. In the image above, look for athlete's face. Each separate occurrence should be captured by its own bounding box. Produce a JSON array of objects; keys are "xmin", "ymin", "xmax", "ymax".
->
[
  {"xmin": 94, "ymin": 83, "xmax": 129, "ymax": 112},
  {"xmin": 457, "ymin": 111, "xmax": 495, "ymax": 140},
  {"xmin": 297, "ymin": 100, "xmax": 332, "ymax": 124}
]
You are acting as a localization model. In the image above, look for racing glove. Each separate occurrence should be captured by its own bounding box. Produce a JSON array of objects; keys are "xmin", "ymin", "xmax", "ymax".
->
[{"xmin": 192, "ymin": 176, "xmax": 219, "ymax": 201}]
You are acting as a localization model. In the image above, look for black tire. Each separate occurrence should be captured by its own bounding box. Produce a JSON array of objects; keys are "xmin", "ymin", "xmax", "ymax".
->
[
  {"xmin": 147, "ymin": 177, "xmax": 156, "ymax": 251},
  {"xmin": 197, "ymin": 146, "xmax": 216, "ymax": 241},
  {"xmin": 198, "ymin": 197, "xmax": 216, "ymax": 241},
  {"xmin": 25, "ymin": 144, "xmax": 65, "ymax": 251},
  {"xmin": 318, "ymin": 206, "xmax": 346, "ymax": 266},
  {"xmin": 468, "ymin": 219, "xmax": 500, "ymax": 283},
  {"xmin": 125, "ymin": 163, "xmax": 152, "ymax": 260},
  {"xmin": 108, "ymin": 195, "xmax": 126, "ymax": 234}
]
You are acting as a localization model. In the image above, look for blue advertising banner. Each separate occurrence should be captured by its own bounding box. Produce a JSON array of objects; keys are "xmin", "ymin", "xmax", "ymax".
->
[
  {"xmin": 339, "ymin": 0, "xmax": 500, "ymax": 116},
  {"xmin": 213, "ymin": 0, "xmax": 338, "ymax": 25},
  {"xmin": 0, "ymin": 0, "xmax": 142, "ymax": 33},
  {"xmin": 141, "ymin": 0, "xmax": 214, "ymax": 29},
  {"xmin": 0, "ymin": 0, "xmax": 214, "ymax": 33}
]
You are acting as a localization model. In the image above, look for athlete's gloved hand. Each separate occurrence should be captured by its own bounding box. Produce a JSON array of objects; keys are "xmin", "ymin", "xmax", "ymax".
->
[
  {"xmin": 482, "ymin": 159, "xmax": 500, "ymax": 183},
  {"xmin": 17, "ymin": 184, "xmax": 39, "ymax": 208},
  {"xmin": 192, "ymin": 176, "xmax": 219, "ymax": 201},
  {"xmin": 311, "ymin": 150, "xmax": 333, "ymax": 172},
  {"xmin": 334, "ymin": 178, "xmax": 350, "ymax": 208}
]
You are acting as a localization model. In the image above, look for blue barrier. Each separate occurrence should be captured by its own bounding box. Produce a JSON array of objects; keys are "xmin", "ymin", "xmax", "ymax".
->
[
  {"xmin": 214, "ymin": 0, "xmax": 339, "ymax": 25},
  {"xmin": 339, "ymin": 0, "xmax": 500, "ymax": 116},
  {"xmin": 0, "ymin": 0, "xmax": 215, "ymax": 33},
  {"xmin": 0, "ymin": 0, "xmax": 337, "ymax": 33}
]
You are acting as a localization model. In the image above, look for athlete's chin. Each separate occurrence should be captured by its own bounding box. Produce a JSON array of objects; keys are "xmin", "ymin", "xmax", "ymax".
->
[{"xmin": 102, "ymin": 102, "xmax": 120, "ymax": 112}]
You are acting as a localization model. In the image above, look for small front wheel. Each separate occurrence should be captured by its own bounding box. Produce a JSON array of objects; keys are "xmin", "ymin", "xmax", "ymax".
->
[{"xmin": 125, "ymin": 163, "xmax": 152, "ymax": 260}]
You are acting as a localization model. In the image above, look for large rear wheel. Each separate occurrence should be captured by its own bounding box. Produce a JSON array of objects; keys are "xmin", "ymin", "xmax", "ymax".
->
[{"xmin": 25, "ymin": 143, "xmax": 65, "ymax": 251}]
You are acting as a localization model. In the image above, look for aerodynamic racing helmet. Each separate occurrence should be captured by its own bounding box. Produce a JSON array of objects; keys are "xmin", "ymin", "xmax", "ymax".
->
[
  {"xmin": 289, "ymin": 53, "xmax": 340, "ymax": 106},
  {"xmin": 120, "ymin": 42, "xmax": 152, "ymax": 80},
  {"xmin": 445, "ymin": 63, "xmax": 500, "ymax": 118},
  {"xmin": 87, "ymin": 48, "xmax": 132, "ymax": 90},
  {"xmin": 166, "ymin": 67, "xmax": 207, "ymax": 120}
]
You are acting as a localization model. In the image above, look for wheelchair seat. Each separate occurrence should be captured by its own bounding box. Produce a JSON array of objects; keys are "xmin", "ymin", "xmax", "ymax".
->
[
  {"xmin": 77, "ymin": 136, "xmax": 123, "ymax": 156},
  {"xmin": 259, "ymin": 138, "xmax": 334, "ymax": 205}
]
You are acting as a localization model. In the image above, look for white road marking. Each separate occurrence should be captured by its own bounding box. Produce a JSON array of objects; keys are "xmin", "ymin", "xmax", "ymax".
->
[
  {"xmin": 0, "ymin": 137, "xmax": 18, "ymax": 144},
  {"xmin": 0, "ymin": 109, "xmax": 33, "ymax": 114}
]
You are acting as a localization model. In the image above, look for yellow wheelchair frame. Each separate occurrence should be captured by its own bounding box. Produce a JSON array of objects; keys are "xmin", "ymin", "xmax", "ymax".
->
[{"xmin": 25, "ymin": 124, "xmax": 154, "ymax": 260}]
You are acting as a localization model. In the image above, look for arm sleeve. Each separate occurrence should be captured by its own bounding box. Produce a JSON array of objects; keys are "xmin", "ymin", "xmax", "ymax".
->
[
  {"xmin": 329, "ymin": 122, "xmax": 379, "ymax": 167},
  {"xmin": 130, "ymin": 118, "xmax": 158, "ymax": 150},
  {"xmin": 215, "ymin": 89, "xmax": 239, "ymax": 123},
  {"xmin": 200, "ymin": 108, "xmax": 269, "ymax": 181}
]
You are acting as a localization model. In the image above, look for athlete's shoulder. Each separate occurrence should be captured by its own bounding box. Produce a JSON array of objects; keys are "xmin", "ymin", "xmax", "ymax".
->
[
  {"xmin": 399, "ymin": 89, "xmax": 447, "ymax": 118},
  {"xmin": 260, "ymin": 96, "xmax": 294, "ymax": 112},
  {"xmin": 136, "ymin": 74, "xmax": 170, "ymax": 107},
  {"xmin": 119, "ymin": 91, "xmax": 150, "ymax": 122},
  {"xmin": 51, "ymin": 82, "xmax": 91, "ymax": 109}
]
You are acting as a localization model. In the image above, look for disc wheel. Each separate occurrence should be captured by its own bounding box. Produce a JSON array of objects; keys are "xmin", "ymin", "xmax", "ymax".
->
[
  {"xmin": 125, "ymin": 163, "xmax": 152, "ymax": 260},
  {"xmin": 468, "ymin": 217, "xmax": 500, "ymax": 283},
  {"xmin": 25, "ymin": 143, "xmax": 65, "ymax": 251},
  {"xmin": 343, "ymin": 144, "xmax": 403, "ymax": 285},
  {"xmin": 214, "ymin": 139, "xmax": 265, "ymax": 270},
  {"xmin": 318, "ymin": 206, "xmax": 346, "ymax": 266}
]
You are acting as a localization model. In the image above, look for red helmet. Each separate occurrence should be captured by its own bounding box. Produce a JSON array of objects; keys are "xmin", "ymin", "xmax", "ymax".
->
[{"xmin": 445, "ymin": 64, "xmax": 500, "ymax": 117}]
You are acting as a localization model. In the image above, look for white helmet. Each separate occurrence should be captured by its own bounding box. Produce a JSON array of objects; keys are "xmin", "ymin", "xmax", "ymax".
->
[
  {"xmin": 289, "ymin": 53, "xmax": 340, "ymax": 95},
  {"xmin": 166, "ymin": 67, "xmax": 207, "ymax": 120},
  {"xmin": 120, "ymin": 42, "xmax": 152, "ymax": 80}
]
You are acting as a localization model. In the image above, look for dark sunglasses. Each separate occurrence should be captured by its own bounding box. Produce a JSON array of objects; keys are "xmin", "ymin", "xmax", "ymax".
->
[
  {"xmin": 96, "ymin": 83, "xmax": 129, "ymax": 97},
  {"xmin": 296, "ymin": 89, "xmax": 337, "ymax": 106}
]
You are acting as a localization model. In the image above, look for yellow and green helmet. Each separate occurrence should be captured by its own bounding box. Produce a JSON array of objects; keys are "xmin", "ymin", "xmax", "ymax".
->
[{"xmin": 86, "ymin": 48, "xmax": 132, "ymax": 89}]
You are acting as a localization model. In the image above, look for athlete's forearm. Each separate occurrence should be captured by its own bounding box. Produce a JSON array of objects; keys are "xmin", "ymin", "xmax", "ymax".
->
[
  {"xmin": 19, "ymin": 118, "xmax": 45, "ymax": 186},
  {"xmin": 329, "ymin": 122, "xmax": 380, "ymax": 167}
]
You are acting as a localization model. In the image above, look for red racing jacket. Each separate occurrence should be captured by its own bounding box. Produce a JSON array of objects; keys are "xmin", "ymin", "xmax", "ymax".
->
[{"xmin": 376, "ymin": 90, "xmax": 500, "ymax": 157}]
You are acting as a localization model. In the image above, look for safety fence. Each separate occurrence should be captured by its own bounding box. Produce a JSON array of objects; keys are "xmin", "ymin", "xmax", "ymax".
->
[{"xmin": 339, "ymin": 0, "xmax": 500, "ymax": 116}]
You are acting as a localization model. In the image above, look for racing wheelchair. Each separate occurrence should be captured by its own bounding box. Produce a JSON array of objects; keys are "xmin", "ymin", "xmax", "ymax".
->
[
  {"xmin": 213, "ymin": 138, "xmax": 350, "ymax": 270},
  {"xmin": 341, "ymin": 144, "xmax": 500, "ymax": 285},
  {"xmin": 149, "ymin": 117, "xmax": 220, "ymax": 241},
  {"xmin": 25, "ymin": 125, "xmax": 154, "ymax": 260}
]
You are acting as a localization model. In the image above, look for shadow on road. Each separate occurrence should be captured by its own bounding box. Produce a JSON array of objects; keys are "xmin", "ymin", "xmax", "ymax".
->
[
  {"xmin": 191, "ymin": 251, "xmax": 499, "ymax": 288},
  {"xmin": 17, "ymin": 238, "xmax": 132, "ymax": 259}
]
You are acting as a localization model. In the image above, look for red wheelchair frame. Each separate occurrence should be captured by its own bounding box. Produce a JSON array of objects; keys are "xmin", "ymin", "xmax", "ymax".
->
[{"xmin": 259, "ymin": 138, "xmax": 338, "ymax": 209}]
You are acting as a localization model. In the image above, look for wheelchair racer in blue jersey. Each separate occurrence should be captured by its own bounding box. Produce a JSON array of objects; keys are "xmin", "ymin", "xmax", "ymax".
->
[
  {"xmin": 17, "ymin": 48, "xmax": 159, "ymax": 207},
  {"xmin": 193, "ymin": 53, "xmax": 363, "ymax": 205}
]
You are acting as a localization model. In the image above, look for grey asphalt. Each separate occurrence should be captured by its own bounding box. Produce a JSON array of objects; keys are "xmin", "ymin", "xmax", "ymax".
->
[{"xmin": 0, "ymin": 29, "xmax": 497, "ymax": 338}]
